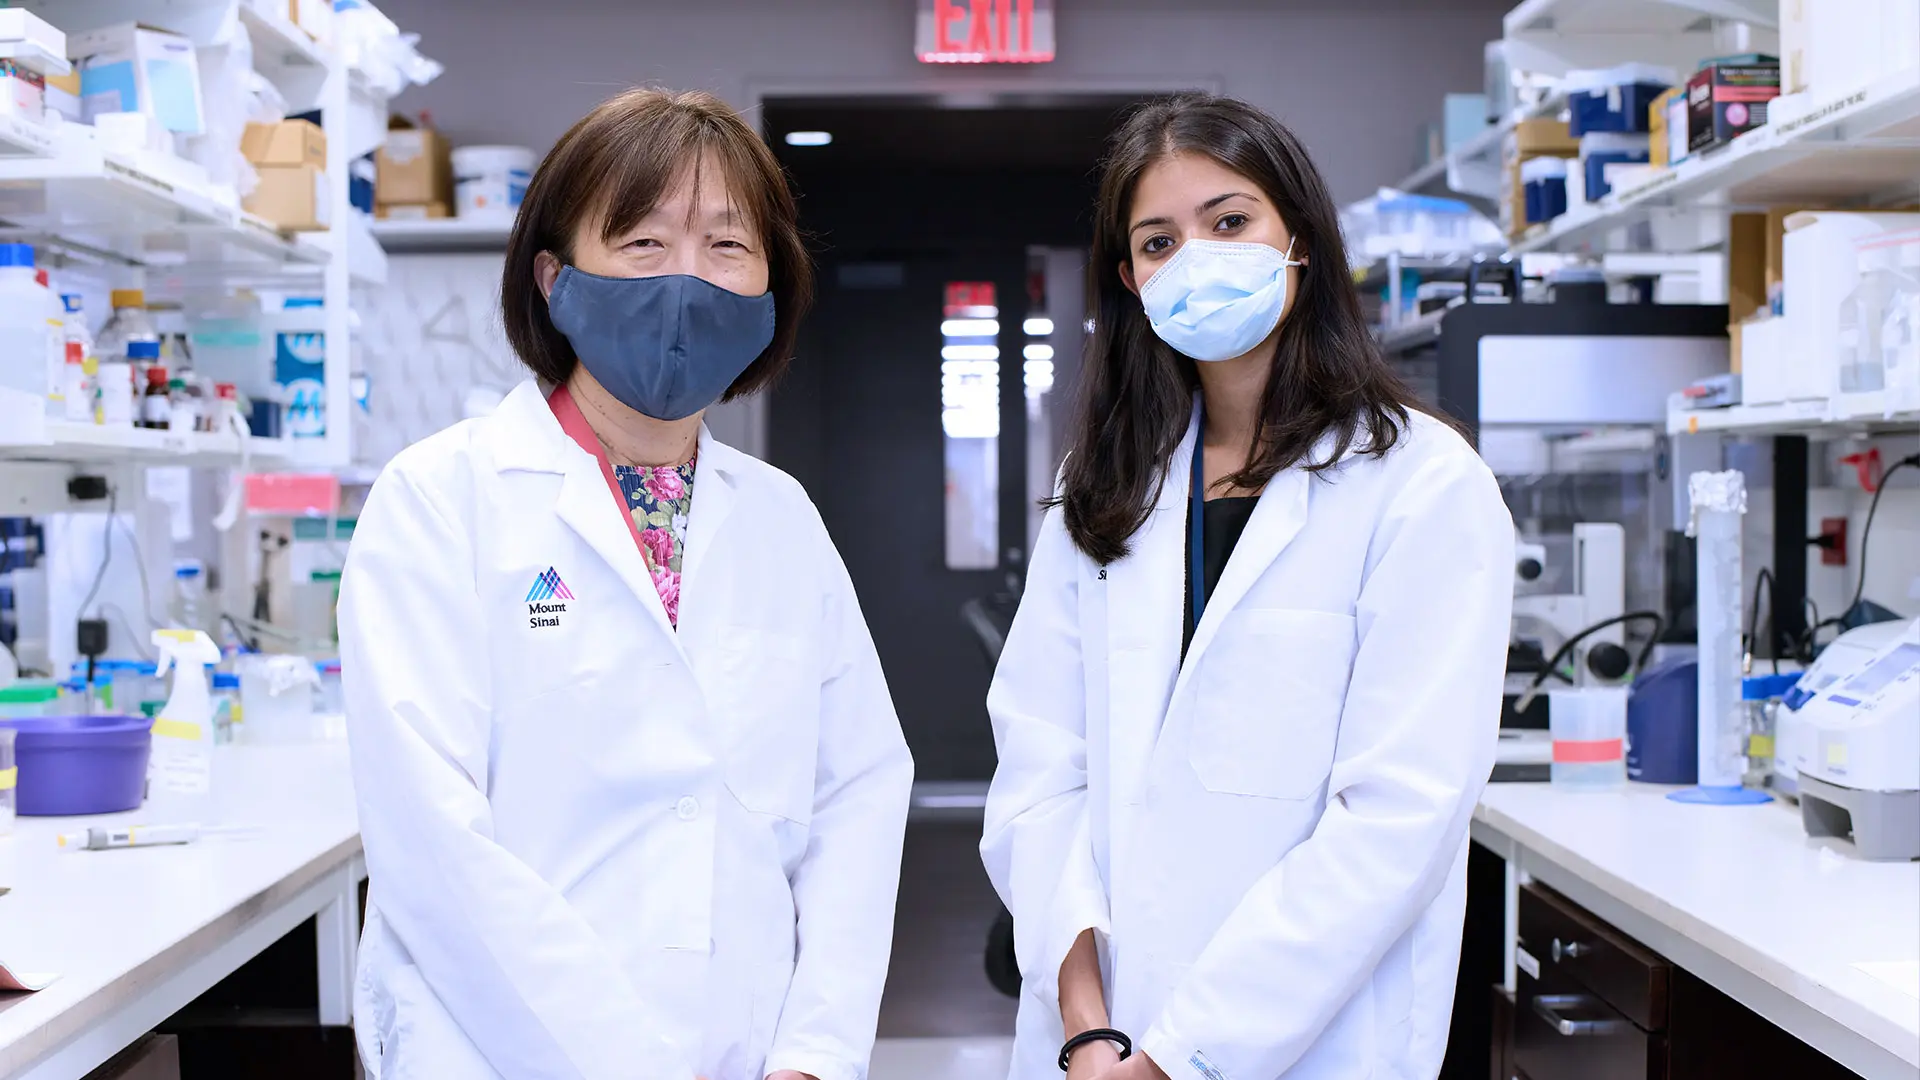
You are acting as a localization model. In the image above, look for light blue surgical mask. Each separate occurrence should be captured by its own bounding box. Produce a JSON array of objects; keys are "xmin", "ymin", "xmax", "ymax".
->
[
  {"xmin": 1139, "ymin": 238, "xmax": 1303, "ymax": 362},
  {"xmin": 546, "ymin": 267, "xmax": 776, "ymax": 421}
]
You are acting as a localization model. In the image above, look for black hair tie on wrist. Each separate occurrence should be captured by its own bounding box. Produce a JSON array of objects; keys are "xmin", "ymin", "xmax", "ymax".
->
[{"xmin": 1059, "ymin": 1027, "xmax": 1133, "ymax": 1071}]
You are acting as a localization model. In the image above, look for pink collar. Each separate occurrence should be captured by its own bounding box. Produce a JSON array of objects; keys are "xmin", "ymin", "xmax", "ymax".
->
[{"xmin": 547, "ymin": 381, "xmax": 648, "ymax": 553}]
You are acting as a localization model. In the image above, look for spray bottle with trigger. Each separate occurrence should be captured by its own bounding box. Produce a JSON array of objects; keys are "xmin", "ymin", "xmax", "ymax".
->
[{"xmin": 149, "ymin": 629, "xmax": 221, "ymax": 807}]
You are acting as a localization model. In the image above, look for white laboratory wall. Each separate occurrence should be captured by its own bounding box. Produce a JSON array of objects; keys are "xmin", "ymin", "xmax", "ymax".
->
[{"xmin": 375, "ymin": 0, "xmax": 1509, "ymax": 205}]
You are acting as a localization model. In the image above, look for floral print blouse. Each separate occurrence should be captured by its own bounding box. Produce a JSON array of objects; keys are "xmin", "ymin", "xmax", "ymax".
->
[{"xmin": 613, "ymin": 457, "xmax": 696, "ymax": 627}]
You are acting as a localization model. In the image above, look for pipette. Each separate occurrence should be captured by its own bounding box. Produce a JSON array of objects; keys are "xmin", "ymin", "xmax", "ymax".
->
[{"xmin": 56, "ymin": 823, "xmax": 261, "ymax": 851}]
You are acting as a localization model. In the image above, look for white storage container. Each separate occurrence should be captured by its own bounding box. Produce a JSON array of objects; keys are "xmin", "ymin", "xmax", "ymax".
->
[
  {"xmin": 452, "ymin": 145, "xmax": 533, "ymax": 221},
  {"xmin": 1780, "ymin": 211, "xmax": 1920, "ymax": 401}
]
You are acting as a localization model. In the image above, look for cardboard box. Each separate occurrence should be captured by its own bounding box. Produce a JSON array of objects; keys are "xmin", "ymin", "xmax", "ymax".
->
[
  {"xmin": 1781, "ymin": 0, "xmax": 1812, "ymax": 93},
  {"xmin": 377, "ymin": 201, "xmax": 451, "ymax": 220},
  {"xmin": 291, "ymin": 0, "xmax": 334, "ymax": 48},
  {"xmin": 1687, "ymin": 59, "xmax": 1780, "ymax": 154},
  {"xmin": 1511, "ymin": 117, "xmax": 1580, "ymax": 159},
  {"xmin": 1649, "ymin": 86, "xmax": 1689, "ymax": 167},
  {"xmin": 42, "ymin": 66, "xmax": 79, "ymax": 122},
  {"xmin": 94, "ymin": 109, "xmax": 171, "ymax": 155},
  {"xmin": 242, "ymin": 119, "xmax": 326, "ymax": 168},
  {"xmin": 0, "ymin": 62, "xmax": 43, "ymax": 121},
  {"xmin": 1728, "ymin": 212, "xmax": 1768, "ymax": 323},
  {"xmin": 73, "ymin": 23, "xmax": 205, "ymax": 136},
  {"xmin": 245, "ymin": 164, "xmax": 330, "ymax": 231},
  {"xmin": 0, "ymin": 10, "xmax": 68, "ymax": 71},
  {"xmin": 376, "ymin": 124, "xmax": 451, "ymax": 207}
]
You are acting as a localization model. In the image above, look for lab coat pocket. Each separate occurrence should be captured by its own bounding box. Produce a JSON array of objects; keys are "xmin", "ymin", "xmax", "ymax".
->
[
  {"xmin": 373, "ymin": 961, "xmax": 499, "ymax": 1079},
  {"xmin": 715, "ymin": 627, "xmax": 820, "ymax": 824},
  {"xmin": 1191, "ymin": 608, "xmax": 1356, "ymax": 799}
]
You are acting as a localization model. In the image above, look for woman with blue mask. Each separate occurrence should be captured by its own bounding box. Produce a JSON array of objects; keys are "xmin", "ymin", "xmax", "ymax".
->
[
  {"xmin": 981, "ymin": 94, "xmax": 1514, "ymax": 1080},
  {"xmin": 338, "ymin": 89, "xmax": 912, "ymax": 1080}
]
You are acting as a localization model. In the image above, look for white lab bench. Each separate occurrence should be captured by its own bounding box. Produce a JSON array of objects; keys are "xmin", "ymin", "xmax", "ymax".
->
[
  {"xmin": 0, "ymin": 743, "xmax": 364, "ymax": 1080},
  {"xmin": 1472, "ymin": 783, "xmax": 1920, "ymax": 1080}
]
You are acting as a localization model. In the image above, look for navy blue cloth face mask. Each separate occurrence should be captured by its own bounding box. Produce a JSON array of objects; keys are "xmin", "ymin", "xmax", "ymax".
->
[{"xmin": 545, "ymin": 266, "xmax": 777, "ymax": 421}]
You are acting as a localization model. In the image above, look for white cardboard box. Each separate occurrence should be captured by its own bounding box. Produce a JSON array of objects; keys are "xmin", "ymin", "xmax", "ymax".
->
[
  {"xmin": 1780, "ymin": 211, "xmax": 1920, "ymax": 401},
  {"xmin": 0, "ymin": 9, "xmax": 67, "ymax": 75},
  {"xmin": 1739, "ymin": 316, "xmax": 1792, "ymax": 405},
  {"xmin": 72, "ymin": 23, "xmax": 205, "ymax": 137}
]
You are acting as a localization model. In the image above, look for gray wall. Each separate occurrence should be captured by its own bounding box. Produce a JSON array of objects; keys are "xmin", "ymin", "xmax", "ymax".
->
[{"xmin": 379, "ymin": 0, "xmax": 1508, "ymax": 204}]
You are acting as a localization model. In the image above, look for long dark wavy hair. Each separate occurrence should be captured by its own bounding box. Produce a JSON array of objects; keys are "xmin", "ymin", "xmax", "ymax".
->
[{"xmin": 1053, "ymin": 93, "xmax": 1423, "ymax": 564}]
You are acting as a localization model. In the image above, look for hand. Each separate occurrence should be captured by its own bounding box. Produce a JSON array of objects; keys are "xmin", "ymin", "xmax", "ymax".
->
[
  {"xmin": 1065, "ymin": 1037, "xmax": 1122, "ymax": 1080},
  {"xmin": 1104, "ymin": 1053, "xmax": 1170, "ymax": 1080}
]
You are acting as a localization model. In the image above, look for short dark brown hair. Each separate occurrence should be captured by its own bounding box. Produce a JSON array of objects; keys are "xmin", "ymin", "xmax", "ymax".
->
[{"xmin": 501, "ymin": 88, "xmax": 813, "ymax": 398}]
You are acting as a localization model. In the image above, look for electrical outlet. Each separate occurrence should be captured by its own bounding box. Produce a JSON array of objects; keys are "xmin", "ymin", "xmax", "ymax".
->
[{"xmin": 1819, "ymin": 517, "xmax": 1848, "ymax": 566}]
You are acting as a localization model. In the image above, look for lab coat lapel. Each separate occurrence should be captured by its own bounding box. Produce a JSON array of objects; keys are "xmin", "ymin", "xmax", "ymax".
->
[
  {"xmin": 1104, "ymin": 417, "xmax": 1194, "ymax": 797},
  {"xmin": 676, "ymin": 427, "xmax": 736, "ymax": 639},
  {"xmin": 536, "ymin": 383, "xmax": 685, "ymax": 657},
  {"xmin": 1168, "ymin": 445, "xmax": 1311, "ymax": 703}
]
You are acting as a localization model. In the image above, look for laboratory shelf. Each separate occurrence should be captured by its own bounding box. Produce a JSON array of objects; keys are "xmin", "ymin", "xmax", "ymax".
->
[
  {"xmin": 1354, "ymin": 254, "xmax": 1486, "ymax": 293},
  {"xmin": 1374, "ymin": 308, "xmax": 1447, "ymax": 355},
  {"xmin": 1503, "ymin": 0, "xmax": 1778, "ymax": 76},
  {"xmin": 0, "ymin": 113, "xmax": 56, "ymax": 159},
  {"xmin": 1513, "ymin": 68, "xmax": 1920, "ymax": 256},
  {"xmin": 1668, "ymin": 392, "xmax": 1920, "ymax": 438},
  {"xmin": 238, "ymin": 1, "xmax": 332, "ymax": 73},
  {"xmin": 370, "ymin": 216, "xmax": 516, "ymax": 253},
  {"xmin": 1390, "ymin": 93, "xmax": 1567, "ymax": 203},
  {"xmin": 0, "ymin": 420, "xmax": 297, "ymax": 467},
  {"xmin": 0, "ymin": 133, "xmax": 331, "ymax": 271}
]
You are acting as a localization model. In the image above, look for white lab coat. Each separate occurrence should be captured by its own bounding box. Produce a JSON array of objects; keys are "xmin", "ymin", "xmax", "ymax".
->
[
  {"xmin": 339, "ymin": 380, "xmax": 913, "ymax": 1080},
  {"xmin": 981, "ymin": 410, "xmax": 1513, "ymax": 1080}
]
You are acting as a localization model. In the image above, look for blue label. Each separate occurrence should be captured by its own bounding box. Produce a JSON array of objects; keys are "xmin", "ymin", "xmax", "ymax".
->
[{"xmin": 276, "ymin": 330, "xmax": 325, "ymax": 438}]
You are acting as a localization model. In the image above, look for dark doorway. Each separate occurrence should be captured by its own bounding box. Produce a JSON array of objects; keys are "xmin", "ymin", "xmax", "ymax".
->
[{"xmin": 766, "ymin": 97, "xmax": 1123, "ymax": 783}]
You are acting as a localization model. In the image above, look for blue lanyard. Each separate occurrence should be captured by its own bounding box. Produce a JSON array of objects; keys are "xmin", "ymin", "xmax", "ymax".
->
[{"xmin": 1189, "ymin": 414, "xmax": 1207, "ymax": 636}]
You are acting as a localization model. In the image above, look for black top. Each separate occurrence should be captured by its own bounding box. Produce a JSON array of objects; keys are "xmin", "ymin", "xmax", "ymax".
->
[{"xmin": 1183, "ymin": 494, "xmax": 1260, "ymax": 655}]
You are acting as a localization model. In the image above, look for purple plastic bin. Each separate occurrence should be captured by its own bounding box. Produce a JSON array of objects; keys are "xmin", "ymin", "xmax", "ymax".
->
[{"xmin": 0, "ymin": 715, "xmax": 151, "ymax": 816}]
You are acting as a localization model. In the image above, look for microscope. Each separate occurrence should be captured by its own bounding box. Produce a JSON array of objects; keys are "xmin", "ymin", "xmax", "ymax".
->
[{"xmin": 1507, "ymin": 522, "xmax": 1629, "ymax": 725}]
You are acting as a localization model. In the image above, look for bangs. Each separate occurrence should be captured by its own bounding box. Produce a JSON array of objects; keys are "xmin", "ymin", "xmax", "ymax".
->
[{"xmin": 587, "ymin": 119, "xmax": 769, "ymax": 248}]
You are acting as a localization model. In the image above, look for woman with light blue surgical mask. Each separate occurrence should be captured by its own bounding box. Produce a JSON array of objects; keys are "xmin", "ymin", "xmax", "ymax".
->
[
  {"xmin": 982, "ymin": 93, "xmax": 1515, "ymax": 1080},
  {"xmin": 338, "ymin": 88, "xmax": 912, "ymax": 1080}
]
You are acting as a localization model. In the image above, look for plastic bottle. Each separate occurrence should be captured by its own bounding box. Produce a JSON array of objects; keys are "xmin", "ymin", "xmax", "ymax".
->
[
  {"xmin": 139, "ymin": 365, "xmax": 172, "ymax": 429},
  {"xmin": 96, "ymin": 288, "xmax": 160, "ymax": 363},
  {"xmin": 1838, "ymin": 244, "xmax": 1898, "ymax": 394},
  {"xmin": 171, "ymin": 562, "xmax": 209, "ymax": 634},
  {"xmin": 97, "ymin": 351, "xmax": 142, "ymax": 427},
  {"xmin": 1882, "ymin": 239, "xmax": 1920, "ymax": 411},
  {"xmin": 148, "ymin": 628, "xmax": 221, "ymax": 810},
  {"xmin": 33, "ymin": 268, "xmax": 63, "ymax": 417},
  {"xmin": 0, "ymin": 244, "xmax": 53, "ymax": 410},
  {"xmin": 60, "ymin": 341, "xmax": 93, "ymax": 422}
]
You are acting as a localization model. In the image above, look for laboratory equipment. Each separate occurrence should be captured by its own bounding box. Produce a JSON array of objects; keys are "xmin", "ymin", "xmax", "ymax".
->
[
  {"xmin": 1839, "ymin": 242, "xmax": 1899, "ymax": 393},
  {"xmin": 1776, "ymin": 619, "xmax": 1907, "ymax": 795},
  {"xmin": 95, "ymin": 288, "xmax": 159, "ymax": 362},
  {"xmin": 0, "ymin": 242, "xmax": 56, "ymax": 424},
  {"xmin": 0, "ymin": 715, "xmax": 151, "ymax": 815},
  {"xmin": 1740, "ymin": 672, "xmax": 1800, "ymax": 791},
  {"xmin": 1513, "ymin": 523, "xmax": 1625, "ymax": 673},
  {"xmin": 56, "ymin": 822, "xmax": 256, "ymax": 850},
  {"xmin": 171, "ymin": 562, "xmax": 210, "ymax": 635},
  {"xmin": 1626, "ymin": 657, "xmax": 1698, "ymax": 784},
  {"xmin": 0, "ymin": 682, "xmax": 60, "ymax": 719},
  {"xmin": 1671, "ymin": 471, "xmax": 1769, "ymax": 805},
  {"xmin": 148, "ymin": 628, "xmax": 219, "ymax": 799},
  {"xmin": 236, "ymin": 652, "xmax": 320, "ymax": 744},
  {"xmin": 1790, "ymin": 618, "xmax": 1920, "ymax": 860},
  {"xmin": 1548, "ymin": 686, "xmax": 1628, "ymax": 790},
  {"xmin": 0, "ymin": 726, "xmax": 14, "ymax": 836}
]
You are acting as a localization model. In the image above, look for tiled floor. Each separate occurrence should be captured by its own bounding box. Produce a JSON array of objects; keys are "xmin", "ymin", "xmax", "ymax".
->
[{"xmin": 870, "ymin": 1036, "xmax": 1014, "ymax": 1080}]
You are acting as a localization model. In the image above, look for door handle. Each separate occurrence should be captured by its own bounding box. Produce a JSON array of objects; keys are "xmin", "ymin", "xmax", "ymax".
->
[
  {"xmin": 1551, "ymin": 937, "xmax": 1591, "ymax": 962},
  {"xmin": 1532, "ymin": 994, "xmax": 1628, "ymax": 1037}
]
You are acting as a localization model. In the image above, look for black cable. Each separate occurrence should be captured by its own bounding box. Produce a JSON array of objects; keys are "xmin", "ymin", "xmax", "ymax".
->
[
  {"xmin": 1515, "ymin": 610, "xmax": 1667, "ymax": 712},
  {"xmin": 1848, "ymin": 453, "xmax": 1920, "ymax": 615},
  {"xmin": 76, "ymin": 486, "xmax": 118, "ymax": 617}
]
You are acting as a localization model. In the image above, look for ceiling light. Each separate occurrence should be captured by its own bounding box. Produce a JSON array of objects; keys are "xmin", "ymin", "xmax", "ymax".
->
[{"xmin": 784, "ymin": 131, "xmax": 832, "ymax": 147}]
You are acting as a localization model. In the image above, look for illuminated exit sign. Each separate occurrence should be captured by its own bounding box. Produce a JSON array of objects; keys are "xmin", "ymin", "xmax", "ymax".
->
[{"xmin": 916, "ymin": 0, "xmax": 1055, "ymax": 64}]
